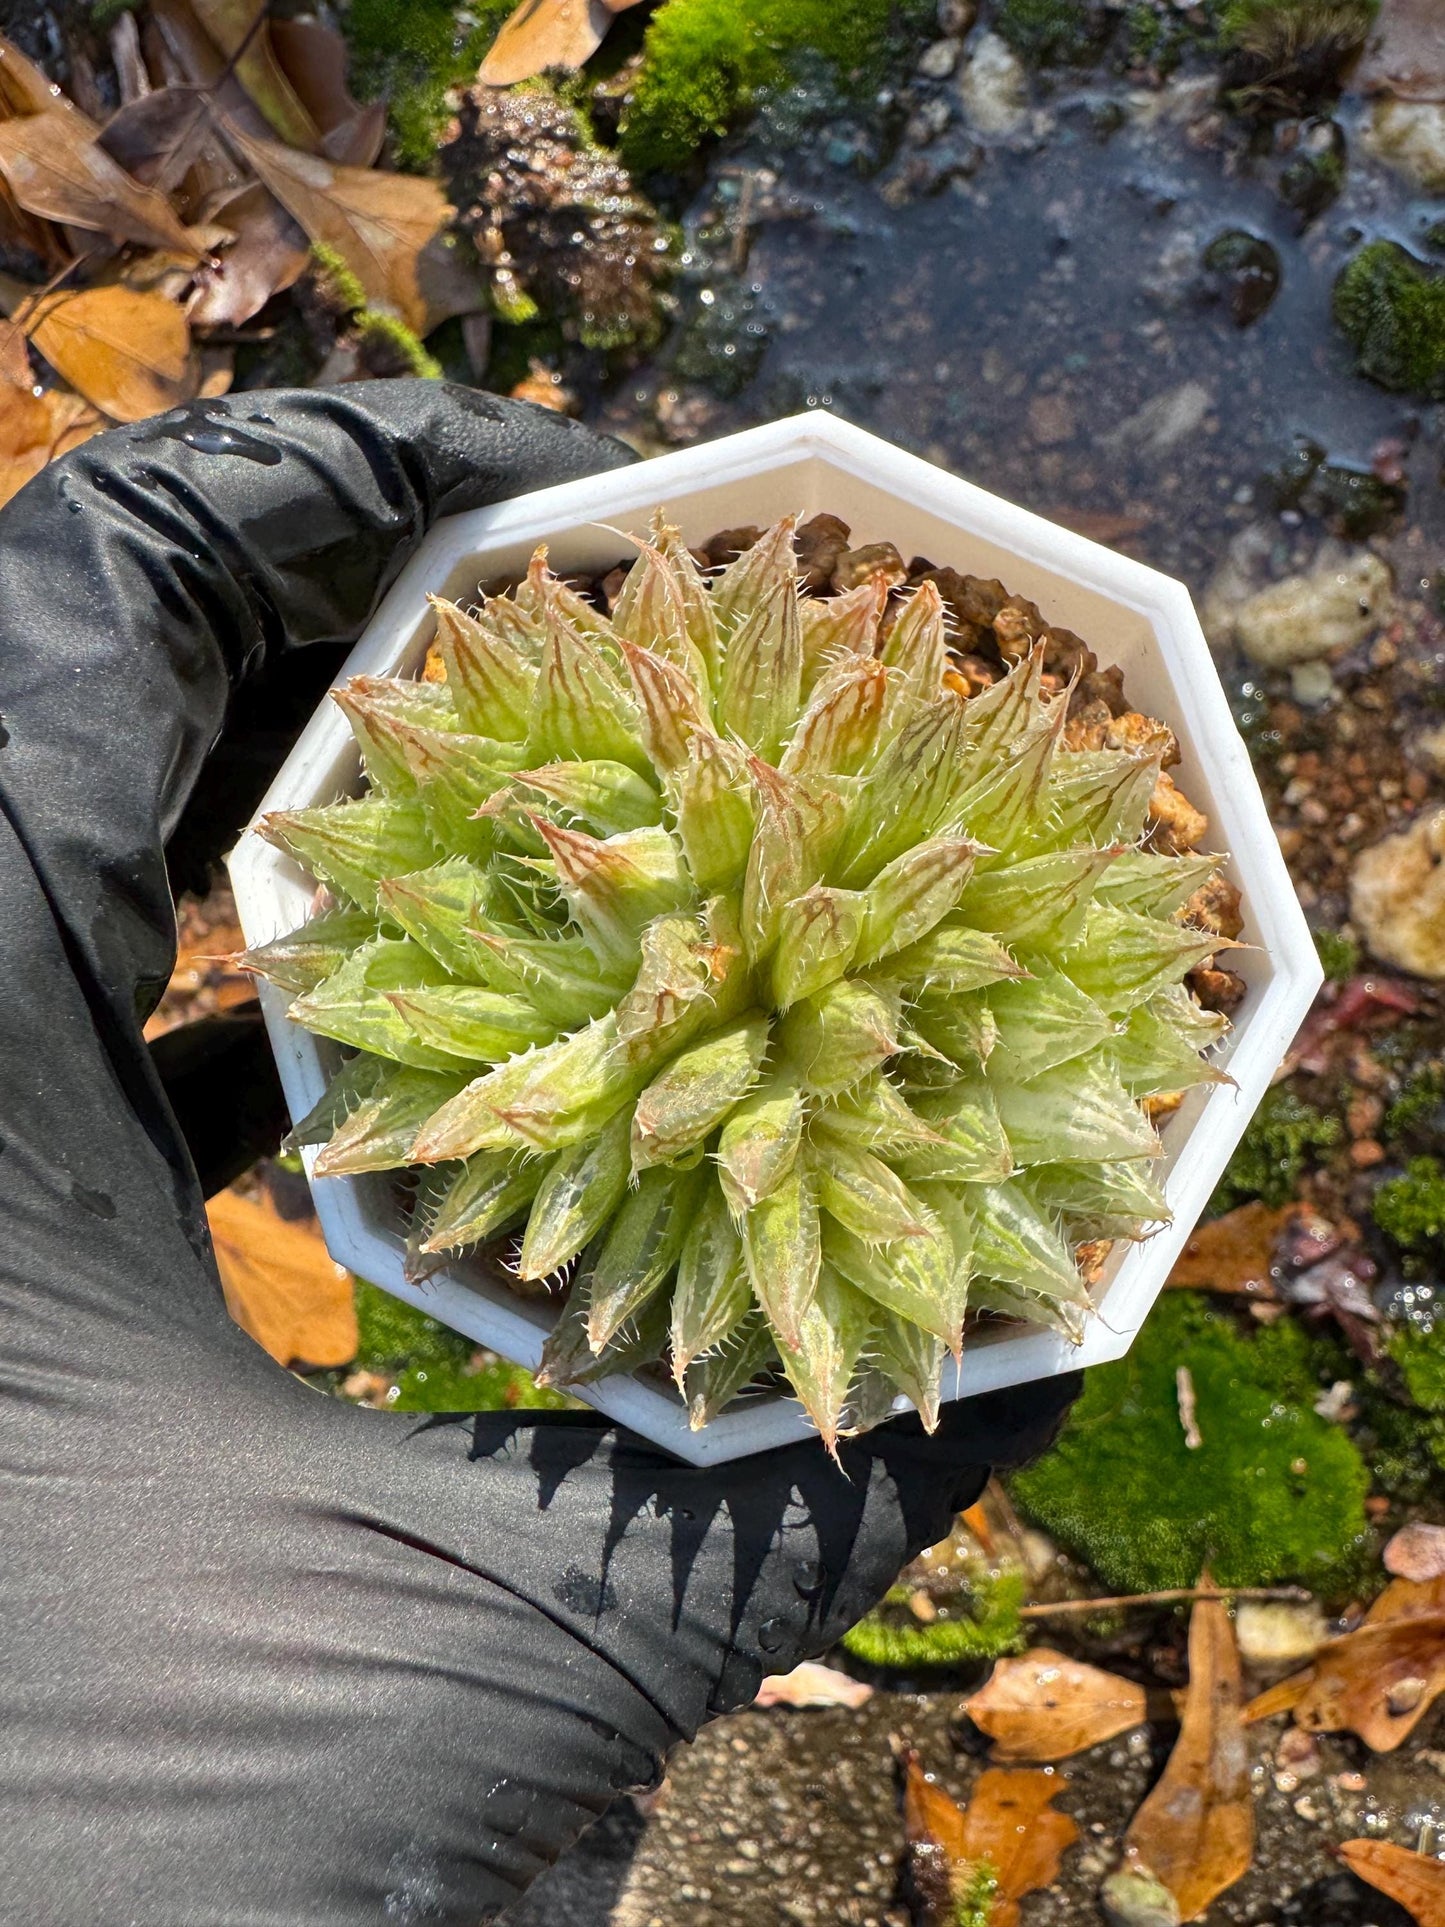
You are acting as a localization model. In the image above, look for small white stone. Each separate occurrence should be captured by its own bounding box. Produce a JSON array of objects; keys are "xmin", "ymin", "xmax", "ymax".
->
[
  {"xmin": 918, "ymin": 38, "xmax": 960, "ymax": 78},
  {"xmin": 1351, "ymin": 808, "xmax": 1445, "ymax": 980},
  {"xmin": 1290, "ymin": 658, "xmax": 1337, "ymax": 706},
  {"xmin": 1363, "ymin": 98, "xmax": 1445, "ymax": 194},
  {"xmin": 1234, "ymin": 552, "xmax": 1393, "ymax": 668},
  {"xmin": 957, "ymin": 31, "xmax": 1028, "ymax": 136},
  {"xmin": 1235, "ymin": 1599, "xmax": 1328, "ymax": 1666}
]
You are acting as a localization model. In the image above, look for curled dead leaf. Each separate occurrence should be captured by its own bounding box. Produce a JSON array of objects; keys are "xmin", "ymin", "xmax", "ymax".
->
[
  {"xmin": 965, "ymin": 1649, "xmax": 1149, "ymax": 1763},
  {"xmin": 1337, "ymin": 1839, "xmax": 1445, "ymax": 1926},
  {"xmin": 1165, "ymin": 1201, "xmax": 1290, "ymax": 1297},
  {"xmin": 269, "ymin": 17, "xmax": 384, "ymax": 164},
  {"xmin": 0, "ymin": 108, "xmax": 203, "ymax": 260},
  {"xmin": 900, "ymin": 1749, "xmax": 1078, "ymax": 1927},
  {"xmin": 1243, "ymin": 1578, "xmax": 1445, "ymax": 1753},
  {"xmin": 24, "ymin": 284, "xmax": 199, "ymax": 424},
  {"xmin": 1124, "ymin": 1591, "xmax": 1253, "ymax": 1921},
  {"xmin": 207, "ymin": 1187, "xmax": 356, "ymax": 1370},
  {"xmin": 188, "ymin": 179, "xmax": 307, "ymax": 329},
  {"xmin": 222, "ymin": 123, "xmax": 451, "ymax": 333},
  {"xmin": 0, "ymin": 315, "xmax": 102, "ymax": 507},
  {"xmin": 479, "ymin": 0, "xmax": 619, "ymax": 84}
]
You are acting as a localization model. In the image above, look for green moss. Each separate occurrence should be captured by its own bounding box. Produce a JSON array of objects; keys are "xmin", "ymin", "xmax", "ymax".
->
[
  {"xmin": 1391, "ymin": 1318, "xmax": 1445, "ymax": 1414},
  {"xmin": 351, "ymin": 1279, "xmax": 570, "ymax": 1412},
  {"xmin": 1357, "ymin": 1382, "xmax": 1445, "ymax": 1502},
  {"xmin": 1373, "ymin": 1157, "xmax": 1445, "ymax": 1272},
  {"xmin": 344, "ymin": 0, "xmax": 514, "ymax": 171},
  {"xmin": 1385, "ymin": 1062, "xmax": 1445, "ymax": 1144},
  {"xmin": 1209, "ymin": 1087, "xmax": 1343, "ymax": 1214},
  {"xmin": 1010, "ymin": 1295, "xmax": 1370, "ymax": 1595},
  {"xmin": 1314, "ymin": 927, "xmax": 1359, "ymax": 983},
  {"xmin": 619, "ymin": 0, "xmax": 932, "ymax": 176},
  {"xmin": 840, "ymin": 1567, "xmax": 1025, "ymax": 1669},
  {"xmin": 1220, "ymin": 0, "xmax": 1377, "ymax": 49},
  {"xmin": 996, "ymin": 0, "xmax": 1101, "ymax": 66},
  {"xmin": 954, "ymin": 1862, "xmax": 1001, "ymax": 1927},
  {"xmin": 1334, "ymin": 242, "xmax": 1445, "ymax": 398},
  {"xmin": 358, "ymin": 311, "xmax": 444, "ymax": 378}
]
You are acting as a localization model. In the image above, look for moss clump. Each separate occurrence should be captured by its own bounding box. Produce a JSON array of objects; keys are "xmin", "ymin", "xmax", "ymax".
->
[
  {"xmin": 1384, "ymin": 1061, "xmax": 1445, "ymax": 1144},
  {"xmin": 310, "ymin": 245, "xmax": 443, "ymax": 378},
  {"xmin": 352, "ymin": 1279, "xmax": 570, "ymax": 1412},
  {"xmin": 1221, "ymin": 0, "xmax": 1378, "ymax": 106},
  {"xmin": 619, "ymin": 0, "xmax": 932, "ymax": 175},
  {"xmin": 996, "ymin": 0, "xmax": 1102, "ymax": 66},
  {"xmin": 1373, "ymin": 1157, "xmax": 1445, "ymax": 1273},
  {"xmin": 1391, "ymin": 1318, "xmax": 1445, "ymax": 1415},
  {"xmin": 1210, "ymin": 1086, "xmax": 1342, "ymax": 1214},
  {"xmin": 1011, "ymin": 1295, "xmax": 1370, "ymax": 1594},
  {"xmin": 1334, "ymin": 242, "xmax": 1445, "ymax": 398},
  {"xmin": 1314, "ymin": 927, "xmax": 1359, "ymax": 983},
  {"xmin": 344, "ymin": 0, "xmax": 514, "ymax": 172},
  {"xmin": 841, "ymin": 1568, "xmax": 1025, "ymax": 1670},
  {"xmin": 954, "ymin": 1862, "xmax": 1001, "ymax": 1927}
]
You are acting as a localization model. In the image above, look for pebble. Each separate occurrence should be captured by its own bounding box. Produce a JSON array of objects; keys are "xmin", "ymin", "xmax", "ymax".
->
[
  {"xmin": 1290, "ymin": 659, "xmax": 1337, "ymax": 706},
  {"xmin": 1364, "ymin": 98, "xmax": 1445, "ymax": 193},
  {"xmin": 917, "ymin": 39, "xmax": 960, "ymax": 78},
  {"xmin": 1414, "ymin": 722, "xmax": 1445, "ymax": 776},
  {"xmin": 957, "ymin": 32, "xmax": 1029, "ymax": 136},
  {"xmin": 1100, "ymin": 1865, "xmax": 1181, "ymax": 1926},
  {"xmin": 1233, "ymin": 552, "xmax": 1394, "ymax": 668},
  {"xmin": 1350, "ymin": 807, "xmax": 1445, "ymax": 979}
]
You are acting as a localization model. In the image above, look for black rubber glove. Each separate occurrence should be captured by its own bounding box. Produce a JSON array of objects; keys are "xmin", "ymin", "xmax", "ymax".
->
[{"xmin": 0, "ymin": 381, "xmax": 1079, "ymax": 1925}]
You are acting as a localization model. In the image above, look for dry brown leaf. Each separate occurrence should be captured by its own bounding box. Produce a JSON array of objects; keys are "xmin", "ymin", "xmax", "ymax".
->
[
  {"xmin": 207, "ymin": 1187, "xmax": 357, "ymax": 1370},
  {"xmin": 269, "ymin": 17, "xmax": 378, "ymax": 154},
  {"xmin": 1357, "ymin": 0, "xmax": 1445, "ymax": 101},
  {"xmin": 189, "ymin": 0, "xmax": 321, "ymax": 151},
  {"xmin": 223, "ymin": 124, "xmax": 450, "ymax": 333},
  {"xmin": 901, "ymin": 1752, "xmax": 1077, "ymax": 1927},
  {"xmin": 0, "ymin": 34, "xmax": 81, "ymax": 120},
  {"xmin": 0, "ymin": 109, "xmax": 202, "ymax": 260},
  {"xmin": 0, "ymin": 320, "xmax": 101, "ymax": 507},
  {"xmin": 1385, "ymin": 1523, "xmax": 1445, "ymax": 1583},
  {"xmin": 188, "ymin": 179, "xmax": 307, "ymax": 329},
  {"xmin": 479, "ymin": 0, "xmax": 617, "ymax": 84},
  {"xmin": 110, "ymin": 11, "xmax": 150, "ymax": 107},
  {"xmin": 965, "ymin": 1649, "xmax": 1149, "ymax": 1763},
  {"xmin": 754, "ymin": 1662, "xmax": 873, "ymax": 1710},
  {"xmin": 1165, "ymin": 1202, "xmax": 1290, "ymax": 1297},
  {"xmin": 1338, "ymin": 1840, "xmax": 1445, "ymax": 1926},
  {"xmin": 1125, "ymin": 1592, "xmax": 1253, "ymax": 1920},
  {"xmin": 25, "ymin": 285, "xmax": 199, "ymax": 424},
  {"xmin": 1244, "ymin": 1578, "xmax": 1445, "ymax": 1752},
  {"xmin": 100, "ymin": 85, "xmax": 215, "ymax": 198}
]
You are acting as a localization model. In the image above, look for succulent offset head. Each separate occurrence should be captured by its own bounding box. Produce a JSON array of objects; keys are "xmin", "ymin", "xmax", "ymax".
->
[{"xmin": 251, "ymin": 513, "xmax": 1232, "ymax": 1450}]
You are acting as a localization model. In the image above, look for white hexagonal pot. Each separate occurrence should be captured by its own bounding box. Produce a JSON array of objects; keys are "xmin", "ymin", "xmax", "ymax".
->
[{"xmin": 227, "ymin": 411, "xmax": 1321, "ymax": 1466}]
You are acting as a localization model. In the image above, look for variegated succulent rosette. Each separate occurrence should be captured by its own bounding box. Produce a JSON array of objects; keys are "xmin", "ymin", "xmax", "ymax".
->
[{"xmin": 247, "ymin": 513, "xmax": 1236, "ymax": 1451}]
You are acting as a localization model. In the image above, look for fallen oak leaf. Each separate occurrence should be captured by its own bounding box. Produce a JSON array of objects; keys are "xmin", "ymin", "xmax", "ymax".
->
[
  {"xmin": 189, "ymin": 0, "xmax": 322, "ymax": 152},
  {"xmin": 0, "ymin": 33, "xmax": 82, "ymax": 119},
  {"xmin": 964, "ymin": 1648, "xmax": 1150, "ymax": 1763},
  {"xmin": 1124, "ymin": 1589, "xmax": 1253, "ymax": 1920},
  {"xmin": 268, "ymin": 17, "xmax": 385, "ymax": 164},
  {"xmin": 900, "ymin": 1749, "xmax": 1078, "ymax": 1927},
  {"xmin": 206, "ymin": 1186, "xmax": 357, "ymax": 1370},
  {"xmin": 1165, "ymin": 1201, "xmax": 1291, "ymax": 1298},
  {"xmin": 23, "ymin": 284, "xmax": 200, "ymax": 424},
  {"xmin": 1243, "ymin": 1578, "xmax": 1445, "ymax": 1752},
  {"xmin": 99, "ymin": 84, "xmax": 217, "ymax": 198},
  {"xmin": 222, "ymin": 123, "xmax": 450, "ymax": 333},
  {"xmin": 0, "ymin": 108, "xmax": 204, "ymax": 260},
  {"xmin": 480, "ymin": 0, "xmax": 625, "ymax": 84},
  {"xmin": 754, "ymin": 1661, "xmax": 873, "ymax": 1709},
  {"xmin": 1337, "ymin": 1840, "xmax": 1445, "ymax": 1926}
]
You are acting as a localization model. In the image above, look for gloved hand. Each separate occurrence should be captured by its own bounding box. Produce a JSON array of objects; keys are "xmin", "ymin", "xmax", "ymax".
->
[{"xmin": 0, "ymin": 381, "xmax": 1078, "ymax": 1925}]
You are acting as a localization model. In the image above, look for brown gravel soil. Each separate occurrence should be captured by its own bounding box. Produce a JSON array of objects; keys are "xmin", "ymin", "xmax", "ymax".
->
[{"xmin": 502, "ymin": 1695, "xmax": 1442, "ymax": 1926}]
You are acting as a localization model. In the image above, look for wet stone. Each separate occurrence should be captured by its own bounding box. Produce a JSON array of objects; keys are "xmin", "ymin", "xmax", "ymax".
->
[{"xmin": 1200, "ymin": 229, "xmax": 1282, "ymax": 328}]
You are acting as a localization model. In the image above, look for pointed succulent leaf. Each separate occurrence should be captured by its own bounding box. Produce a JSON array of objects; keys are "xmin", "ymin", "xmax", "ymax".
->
[
  {"xmin": 559, "ymin": 1288, "xmax": 672, "ymax": 1386},
  {"xmin": 1094, "ymin": 851, "xmax": 1221, "ymax": 919},
  {"xmin": 518, "ymin": 1104, "xmax": 634, "ymax": 1280},
  {"xmin": 854, "ymin": 835, "xmax": 979, "ymax": 966},
  {"xmin": 874, "ymin": 922, "xmax": 1026, "ymax": 996},
  {"xmin": 314, "ymin": 1065, "xmax": 470, "ymax": 1176},
  {"xmin": 972, "ymin": 1276, "xmax": 1087, "ymax": 1342},
  {"xmin": 653, "ymin": 515, "xmax": 721, "ymax": 687},
  {"xmin": 867, "ymin": 1308, "xmax": 947, "ymax": 1433},
  {"xmin": 1109, "ymin": 996, "xmax": 1232, "ymax": 1098},
  {"xmin": 259, "ymin": 796, "xmax": 438, "ymax": 913},
  {"xmin": 836, "ymin": 691, "xmax": 969, "ymax": 883},
  {"xmin": 812, "ymin": 1138, "xmax": 939, "ymax": 1245},
  {"xmin": 740, "ymin": 1163, "xmax": 822, "ymax": 1351},
  {"xmin": 670, "ymin": 1179, "xmax": 750, "ymax": 1379},
  {"xmin": 770, "ymin": 885, "xmax": 865, "ymax": 1009},
  {"xmin": 878, "ymin": 580, "xmax": 947, "ymax": 692},
  {"xmin": 427, "ymin": 596, "xmax": 536, "ymax": 738},
  {"xmin": 955, "ymin": 846, "xmax": 1120, "ymax": 949},
  {"xmin": 741, "ymin": 762, "xmax": 845, "ymax": 959},
  {"xmin": 799, "ymin": 574, "xmax": 886, "ymax": 692},
  {"xmin": 631, "ymin": 1011, "xmax": 770, "ymax": 1172},
  {"xmin": 774, "ymin": 1263, "xmax": 874, "ymax": 1455},
  {"xmin": 377, "ymin": 859, "xmax": 496, "ymax": 981},
  {"xmin": 620, "ymin": 637, "xmax": 714, "ymax": 776},
  {"xmin": 288, "ymin": 938, "xmax": 457, "ymax": 1069},
  {"xmin": 584, "ymin": 1164, "xmax": 703, "ymax": 1352},
  {"xmin": 508, "ymin": 760, "xmax": 662, "ymax": 837},
  {"xmin": 968, "ymin": 1179, "xmax": 1091, "ymax": 1304},
  {"xmin": 471, "ymin": 928, "xmax": 627, "ymax": 1030},
  {"xmin": 522, "ymin": 549, "xmax": 616, "ymax": 644},
  {"xmin": 529, "ymin": 611, "xmax": 647, "ymax": 773},
  {"xmin": 1048, "ymin": 904, "xmax": 1227, "ymax": 1010},
  {"xmin": 1041, "ymin": 751, "xmax": 1161, "ymax": 850},
  {"xmin": 907, "ymin": 993, "xmax": 998, "ymax": 1070},
  {"xmin": 905, "ymin": 1078, "xmax": 1013, "ymax": 1183},
  {"xmin": 422, "ymin": 1149, "xmax": 549, "ymax": 1254},
  {"xmin": 775, "ymin": 976, "xmax": 902, "ymax": 1096},
  {"xmin": 402, "ymin": 726, "xmax": 531, "ymax": 859},
  {"xmin": 985, "ymin": 964, "xmax": 1116, "ymax": 1079},
  {"xmin": 989, "ymin": 1052, "xmax": 1159, "ymax": 1166},
  {"xmin": 333, "ymin": 673, "xmax": 459, "ymax": 794},
  {"xmin": 387, "ymin": 984, "xmax": 555, "ymax": 1063},
  {"xmin": 411, "ymin": 1015, "xmax": 643, "ymax": 1161},
  {"xmin": 284, "ymin": 1054, "xmax": 388, "ymax": 1150},
  {"xmin": 812, "ymin": 1072, "xmax": 947, "ymax": 1160},
  {"xmin": 963, "ymin": 647, "xmax": 1048, "ymax": 762},
  {"xmin": 823, "ymin": 1214, "xmax": 966, "ymax": 1350},
  {"xmin": 240, "ymin": 907, "xmax": 379, "ymax": 994},
  {"xmin": 710, "ymin": 513, "xmax": 797, "ymax": 634},
  {"xmin": 613, "ymin": 909, "xmax": 742, "ymax": 1066},
  {"xmin": 534, "ymin": 821, "xmax": 693, "ymax": 967},
  {"xmin": 716, "ymin": 579, "xmax": 802, "ymax": 763},
  {"xmin": 1022, "ymin": 1158, "xmax": 1170, "ymax": 1242},
  {"xmin": 684, "ymin": 1308, "xmax": 776, "ymax": 1429},
  {"xmin": 674, "ymin": 731, "xmax": 756, "ymax": 896},
  {"xmin": 612, "ymin": 542, "xmax": 710, "ymax": 690},
  {"xmin": 781, "ymin": 656, "xmax": 888, "ymax": 778},
  {"xmin": 954, "ymin": 715, "xmax": 1059, "ymax": 852},
  {"xmin": 715, "ymin": 1072, "xmax": 806, "ymax": 1213}
]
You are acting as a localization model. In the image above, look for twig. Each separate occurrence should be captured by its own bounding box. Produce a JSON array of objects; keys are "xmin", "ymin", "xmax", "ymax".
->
[{"xmin": 1020, "ymin": 1584, "xmax": 1311, "ymax": 1619}]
